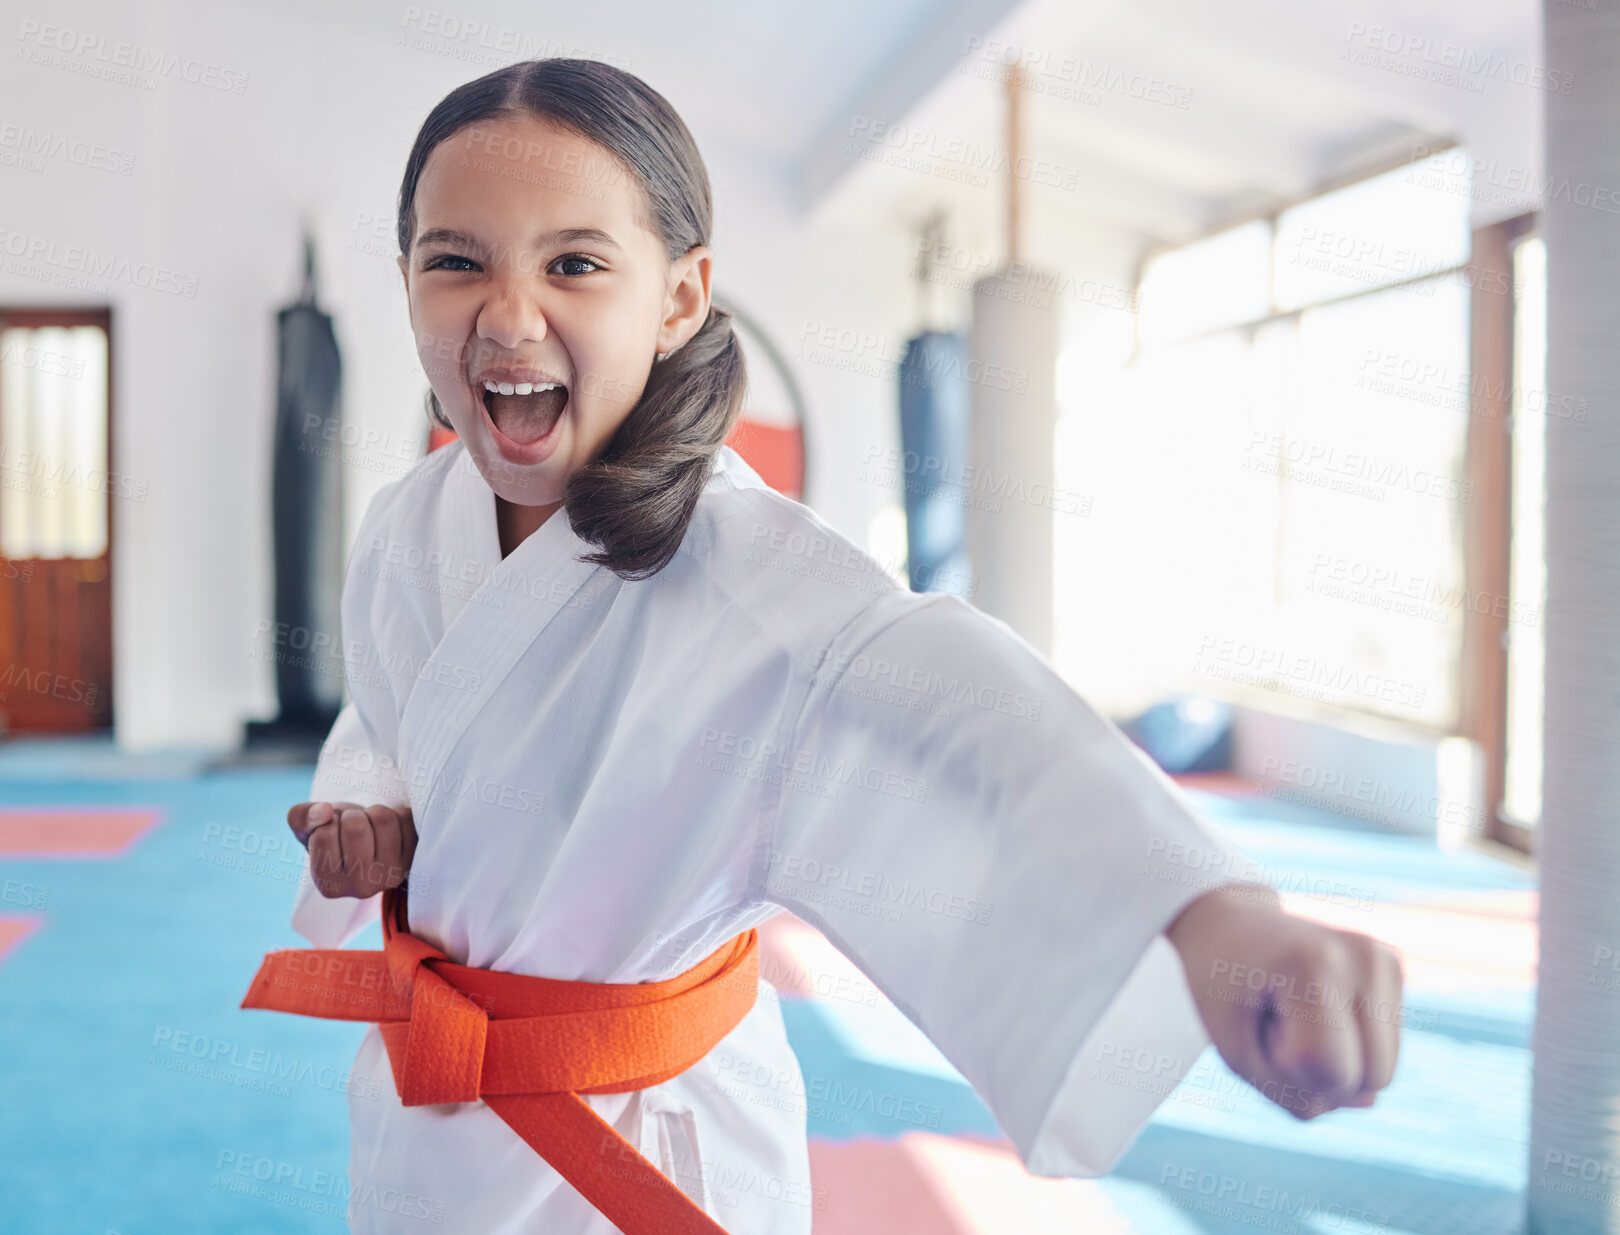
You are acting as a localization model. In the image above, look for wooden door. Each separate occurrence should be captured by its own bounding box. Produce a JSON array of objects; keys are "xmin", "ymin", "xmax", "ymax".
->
[{"xmin": 0, "ymin": 308, "xmax": 114, "ymax": 734}]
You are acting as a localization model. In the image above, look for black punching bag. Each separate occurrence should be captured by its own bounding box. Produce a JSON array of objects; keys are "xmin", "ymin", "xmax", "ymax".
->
[{"xmin": 260, "ymin": 234, "xmax": 345, "ymax": 739}]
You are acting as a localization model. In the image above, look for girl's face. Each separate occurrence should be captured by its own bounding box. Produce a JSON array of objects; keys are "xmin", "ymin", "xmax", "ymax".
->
[{"xmin": 398, "ymin": 114, "xmax": 711, "ymax": 508}]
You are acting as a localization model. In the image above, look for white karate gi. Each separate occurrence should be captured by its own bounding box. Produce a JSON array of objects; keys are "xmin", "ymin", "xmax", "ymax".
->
[{"xmin": 288, "ymin": 439, "xmax": 1258, "ymax": 1234}]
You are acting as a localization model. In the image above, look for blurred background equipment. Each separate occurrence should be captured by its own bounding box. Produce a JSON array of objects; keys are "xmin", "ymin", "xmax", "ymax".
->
[
  {"xmin": 719, "ymin": 296, "xmax": 810, "ymax": 502},
  {"xmin": 964, "ymin": 61, "xmax": 1061, "ymax": 659},
  {"xmin": 1122, "ymin": 694, "xmax": 1235, "ymax": 774},
  {"xmin": 897, "ymin": 210, "xmax": 973, "ymax": 600},
  {"xmin": 242, "ymin": 232, "xmax": 344, "ymax": 758}
]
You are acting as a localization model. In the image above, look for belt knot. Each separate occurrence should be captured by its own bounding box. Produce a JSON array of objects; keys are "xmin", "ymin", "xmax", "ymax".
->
[{"xmin": 388, "ymin": 928, "xmax": 490, "ymax": 1106}]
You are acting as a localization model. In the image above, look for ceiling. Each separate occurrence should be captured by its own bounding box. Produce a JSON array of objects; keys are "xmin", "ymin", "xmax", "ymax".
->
[
  {"xmin": 240, "ymin": 0, "xmax": 1021, "ymax": 174},
  {"xmin": 807, "ymin": 0, "xmax": 1543, "ymax": 275},
  {"xmin": 254, "ymin": 0, "xmax": 1542, "ymax": 274}
]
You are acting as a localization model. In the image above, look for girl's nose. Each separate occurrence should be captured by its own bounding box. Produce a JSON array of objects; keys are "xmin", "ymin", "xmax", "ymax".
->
[{"xmin": 475, "ymin": 279, "xmax": 548, "ymax": 352}]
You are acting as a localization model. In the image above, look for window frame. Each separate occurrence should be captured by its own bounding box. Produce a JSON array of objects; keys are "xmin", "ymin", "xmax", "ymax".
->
[
  {"xmin": 1117, "ymin": 157, "xmax": 1537, "ymax": 853},
  {"xmin": 1478, "ymin": 214, "xmax": 1541, "ymax": 857}
]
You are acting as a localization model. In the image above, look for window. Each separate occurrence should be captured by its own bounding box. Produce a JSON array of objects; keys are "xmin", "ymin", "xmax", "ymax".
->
[
  {"xmin": 1054, "ymin": 152, "xmax": 1475, "ymax": 732},
  {"xmin": 0, "ymin": 323, "xmax": 110, "ymax": 559}
]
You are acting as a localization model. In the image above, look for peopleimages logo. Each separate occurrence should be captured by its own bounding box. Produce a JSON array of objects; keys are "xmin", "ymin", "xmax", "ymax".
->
[
  {"xmin": 845, "ymin": 116, "xmax": 1087, "ymax": 191},
  {"xmin": 697, "ymin": 727, "xmax": 930, "ymax": 804},
  {"xmin": 1343, "ymin": 22, "xmax": 1575, "ymax": 95},
  {"xmin": 212, "ymin": 1151, "xmax": 446, "ymax": 1223},
  {"xmin": 0, "ymin": 124, "xmax": 135, "ymax": 174},
  {"xmin": 804, "ymin": 636, "xmax": 1045, "ymax": 722},
  {"xmin": 1406, "ymin": 144, "xmax": 1620, "ymax": 214},
  {"xmin": 959, "ymin": 36, "xmax": 1194, "ymax": 108},
  {"xmin": 15, "ymin": 20, "xmax": 253, "ymax": 93},
  {"xmin": 1160, "ymin": 1163, "xmax": 1393, "ymax": 1234},
  {"xmin": 766, "ymin": 850, "xmax": 994, "ymax": 926},
  {"xmin": 0, "ymin": 224, "xmax": 199, "ymax": 298}
]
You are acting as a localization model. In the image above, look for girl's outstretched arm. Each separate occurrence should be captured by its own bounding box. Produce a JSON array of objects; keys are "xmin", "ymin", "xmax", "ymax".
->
[
  {"xmin": 1165, "ymin": 880, "xmax": 1402, "ymax": 1117},
  {"xmin": 762, "ymin": 586, "xmax": 1331, "ymax": 1177},
  {"xmin": 758, "ymin": 583, "xmax": 1406, "ymax": 1179}
]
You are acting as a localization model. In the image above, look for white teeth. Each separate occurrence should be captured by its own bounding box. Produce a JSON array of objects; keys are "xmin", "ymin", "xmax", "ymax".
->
[{"xmin": 482, "ymin": 379, "xmax": 562, "ymax": 394}]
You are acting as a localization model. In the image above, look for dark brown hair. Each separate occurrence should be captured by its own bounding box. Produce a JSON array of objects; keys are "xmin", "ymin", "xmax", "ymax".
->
[{"xmin": 397, "ymin": 58, "xmax": 747, "ymax": 580}]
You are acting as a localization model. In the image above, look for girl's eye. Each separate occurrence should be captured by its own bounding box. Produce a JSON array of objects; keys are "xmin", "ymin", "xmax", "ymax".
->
[
  {"xmin": 420, "ymin": 253, "xmax": 600, "ymax": 276},
  {"xmin": 424, "ymin": 254, "xmax": 479, "ymax": 273},
  {"xmin": 552, "ymin": 254, "xmax": 601, "ymax": 277}
]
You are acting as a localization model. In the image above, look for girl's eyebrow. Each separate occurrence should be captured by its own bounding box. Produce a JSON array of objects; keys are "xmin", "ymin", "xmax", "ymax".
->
[{"xmin": 415, "ymin": 226, "xmax": 621, "ymax": 252}]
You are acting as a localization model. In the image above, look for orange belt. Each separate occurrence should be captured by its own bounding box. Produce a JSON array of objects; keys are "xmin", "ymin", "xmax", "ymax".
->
[{"xmin": 240, "ymin": 885, "xmax": 758, "ymax": 1234}]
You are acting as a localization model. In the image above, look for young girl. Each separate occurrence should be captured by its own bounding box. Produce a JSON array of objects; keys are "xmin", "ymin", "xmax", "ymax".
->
[{"xmin": 248, "ymin": 58, "xmax": 1401, "ymax": 1234}]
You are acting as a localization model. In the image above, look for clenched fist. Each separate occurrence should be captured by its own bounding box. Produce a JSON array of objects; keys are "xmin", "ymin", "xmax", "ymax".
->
[
  {"xmin": 289, "ymin": 801, "xmax": 417, "ymax": 900},
  {"xmin": 1167, "ymin": 881, "xmax": 1403, "ymax": 1119}
]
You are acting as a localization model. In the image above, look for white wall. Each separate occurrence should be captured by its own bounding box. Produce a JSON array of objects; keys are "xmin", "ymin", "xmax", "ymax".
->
[{"xmin": 0, "ymin": 0, "xmax": 946, "ymax": 749}]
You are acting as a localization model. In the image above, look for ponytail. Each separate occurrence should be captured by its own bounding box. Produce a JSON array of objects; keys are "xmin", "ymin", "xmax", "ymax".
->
[{"xmin": 565, "ymin": 304, "xmax": 746, "ymax": 580}]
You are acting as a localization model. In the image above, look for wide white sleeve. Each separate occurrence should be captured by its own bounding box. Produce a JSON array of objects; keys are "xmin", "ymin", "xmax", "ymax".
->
[
  {"xmin": 288, "ymin": 489, "xmax": 412, "ymax": 949},
  {"xmin": 761, "ymin": 589, "xmax": 1268, "ymax": 1177}
]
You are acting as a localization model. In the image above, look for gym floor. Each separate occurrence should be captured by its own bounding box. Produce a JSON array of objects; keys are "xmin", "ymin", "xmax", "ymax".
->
[{"xmin": 0, "ymin": 740, "xmax": 1534, "ymax": 1234}]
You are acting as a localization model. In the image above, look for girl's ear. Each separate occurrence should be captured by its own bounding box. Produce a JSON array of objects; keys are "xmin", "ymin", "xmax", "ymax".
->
[{"xmin": 656, "ymin": 245, "xmax": 712, "ymax": 357}]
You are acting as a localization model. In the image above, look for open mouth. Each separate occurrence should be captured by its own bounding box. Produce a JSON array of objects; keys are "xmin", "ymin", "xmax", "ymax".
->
[{"xmin": 481, "ymin": 380, "xmax": 568, "ymax": 446}]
